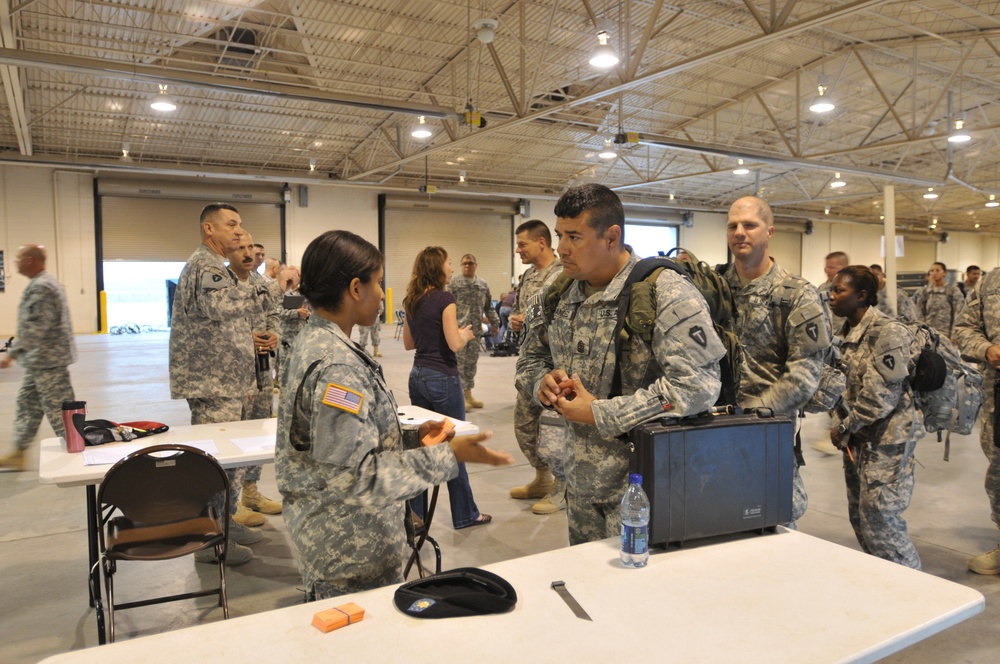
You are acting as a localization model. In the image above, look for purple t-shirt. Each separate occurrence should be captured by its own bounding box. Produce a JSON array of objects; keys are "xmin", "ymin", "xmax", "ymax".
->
[{"xmin": 411, "ymin": 289, "xmax": 459, "ymax": 376}]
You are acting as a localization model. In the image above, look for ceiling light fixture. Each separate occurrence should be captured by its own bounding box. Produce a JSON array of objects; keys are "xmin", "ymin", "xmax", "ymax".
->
[
  {"xmin": 599, "ymin": 139, "xmax": 617, "ymax": 159},
  {"xmin": 986, "ymin": 195, "xmax": 999, "ymax": 208},
  {"xmin": 120, "ymin": 142, "xmax": 132, "ymax": 162},
  {"xmin": 924, "ymin": 187, "xmax": 939, "ymax": 200},
  {"xmin": 149, "ymin": 84, "xmax": 177, "ymax": 112},
  {"xmin": 411, "ymin": 116, "xmax": 432, "ymax": 139},
  {"xmin": 948, "ymin": 118, "xmax": 971, "ymax": 143},
  {"xmin": 809, "ymin": 80, "xmax": 835, "ymax": 113},
  {"xmin": 459, "ymin": 170, "xmax": 467, "ymax": 183},
  {"xmin": 309, "ymin": 158, "xmax": 317, "ymax": 172},
  {"xmin": 829, "ymin": 172, "xmax": 846, "ymax": 188},
  {"xmin": 824, "ymin": 206, "xmax": 830, "ymax": 215},
  {"xmin": 589, "ymin": 31, "xmax": 619, "ymax": 68},
  {"xmin": 975, "ymin": 223, "xmax": 981, "ymax": 228},
  {"xmin": 733, "ymin": 159, "xmax": 750, "ymax": 175},
  {"xmin": 669, "ymin": 192, "xmax": 675, "ymax": 200},
  {"xmin": 930, "ymin": 217, "xmax": 938, "ymax": 229}
]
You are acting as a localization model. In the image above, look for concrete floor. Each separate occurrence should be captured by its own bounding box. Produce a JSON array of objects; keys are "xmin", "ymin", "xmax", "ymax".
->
[{"xmin": 0, "ymin": 330, "xmax": 997, "ymax": 662}]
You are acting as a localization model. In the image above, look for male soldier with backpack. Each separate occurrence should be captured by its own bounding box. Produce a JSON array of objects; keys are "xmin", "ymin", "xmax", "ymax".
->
[
  {"xmin": 516, "ymin": 184, "xmax": 725, "ymax": 545},
  {"xmin": 723, "ymin": 196, "xmax": 831, "ymax": 527},
  {"xmin": 955, "ymin": 268, "xmax": 1000, "ymax": 574}
]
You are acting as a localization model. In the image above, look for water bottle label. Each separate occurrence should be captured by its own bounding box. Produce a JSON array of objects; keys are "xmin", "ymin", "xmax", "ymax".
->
[{"xmin": 621, "ymin": 524, "xmax": 648, "ymax": 555}]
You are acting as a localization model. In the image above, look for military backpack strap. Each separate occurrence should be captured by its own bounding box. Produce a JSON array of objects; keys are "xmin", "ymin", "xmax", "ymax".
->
[{"xmin": 609, "ymin": 257, "xmax": 684, "ymax": 398}]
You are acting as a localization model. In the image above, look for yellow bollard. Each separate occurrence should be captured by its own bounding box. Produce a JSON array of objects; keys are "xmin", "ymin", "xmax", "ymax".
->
[
  {"xmin": 99, "ymin": 291, "xmax": 109, "ymax": 334},
  {"xmin": 386, "ymin": 288, "xmax": 394, "ymax": 324}
]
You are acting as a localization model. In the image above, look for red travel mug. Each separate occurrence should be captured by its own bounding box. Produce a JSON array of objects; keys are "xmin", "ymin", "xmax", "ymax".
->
[{"xmin": 61, "ymin": 400, "xmax": 87, "ymax": 453}]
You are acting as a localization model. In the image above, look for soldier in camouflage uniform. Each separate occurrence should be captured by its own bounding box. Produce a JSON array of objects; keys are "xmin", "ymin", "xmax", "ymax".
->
[
  {"xmin": 828, "ymin": 265, "xmax": 923, "ymax": 569},
  {"xmin": 0, "ymin": 244, "xmax": 77, "ymax": 472},
  {"xmin": 278, "ymin": 266, "xmax": 309, "ymax": 387},
  {"xmin": 228, "ymin": 235, "xmax": 284, "ymax": 523},
  {"xmin": 276, "ymin": 230, "xmax": 511, "ymax": 600},
  {"xmin": 449, "ymin": 254, "xmax": 500, "ymax": 410},
  {"xmin": 507, "ymin": 219, "xmax": 565, "ymax": 514},
  {"xmin": 817, "ymin": 251, "xmax": 849, "ymax": 332},
  {"xmin": 169, "ymin": 203, "xmax": 261, "ymax": 565},
  {"xmin": 912, "ymin": 261, "xmax": 965, "ymax": 338},
  {"xmin": 517, "ymin": 184, "xmax": 724, "ymax": 545},
  {"xmin": 955, "ymin": 267, "xmax": 1000, "ymax": 574},
  {"xmin": 723, "ymin": 196, "xmax": 831, "ymax": 526},
  {"xmin": 870, "ymin": 264, "xmax": 916, "ymax": 322}
]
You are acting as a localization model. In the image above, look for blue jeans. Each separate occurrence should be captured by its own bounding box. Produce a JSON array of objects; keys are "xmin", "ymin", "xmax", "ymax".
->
[{"xmin": 408, "ymin": 365, "xmax": 482, "ymax": 529}]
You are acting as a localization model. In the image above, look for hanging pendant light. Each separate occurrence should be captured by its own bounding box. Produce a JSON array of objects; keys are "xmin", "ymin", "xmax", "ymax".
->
[
  {"xmin": 589, "ymin": 31, "xmax": 619, "ymax": 68},
  {"xmin": 150, "ymin": 84, "xmax": 177, "ymax": 112},
  {"xmin": 948, "ymin": 118, "xmax": 971, "ymax": 143},
  {"xmin": 732, "ymin": 159, "xmax": 749, "ymax": 175},
  {"xmin": 411, "ymin": 116, "xmax": 433, "ymax": 139},
  {"xmin": 599, "ymin": 139, "xmax": 617, "ymax": 159}
]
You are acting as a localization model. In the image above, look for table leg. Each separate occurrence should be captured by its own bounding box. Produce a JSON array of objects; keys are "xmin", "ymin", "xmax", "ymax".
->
[{"xmin": 86, "ymin": 485, "xmax": 107, "ymax": 645}]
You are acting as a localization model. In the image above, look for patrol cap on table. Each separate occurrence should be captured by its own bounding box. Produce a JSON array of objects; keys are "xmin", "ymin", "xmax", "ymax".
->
[{"xmin": 393, "ymin": 567, "xmax": 516, "ymax": 619}]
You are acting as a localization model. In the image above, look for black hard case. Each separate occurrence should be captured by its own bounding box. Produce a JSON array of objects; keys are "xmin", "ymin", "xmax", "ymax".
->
[{"xmin": 628, "ymin": 412, "xmax": 794, "ymax": 547}]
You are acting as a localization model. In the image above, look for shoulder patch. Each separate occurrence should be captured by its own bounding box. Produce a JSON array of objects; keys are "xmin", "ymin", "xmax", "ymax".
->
[
  {"xmin": 201, "ymin": 269, "xmax": 229, "ymax": 290},
  {"xmin": 322, "ymin": 383, "xmax": 364, "ymax": 414}
]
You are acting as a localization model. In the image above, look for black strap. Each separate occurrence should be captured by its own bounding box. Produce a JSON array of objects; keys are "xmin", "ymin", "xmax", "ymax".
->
[
  {"xmin": 609, "ymin": 257, "xmax": 685, "ymax": 397},
  {"xmin": 993, "ymin": 380, "xmax": 1000, "ymax": 450}
]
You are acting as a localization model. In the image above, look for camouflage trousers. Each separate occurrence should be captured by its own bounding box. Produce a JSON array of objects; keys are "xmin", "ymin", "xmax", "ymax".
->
[
  {"xmin": 566, "ymin": 488, "xmax": 622, "ymax": 546},
  {"xmin": 187, "ymin": 396, "xmax": 249, "ymax": 517},
  {"xmin": 790, "ymin": 463, "xmax": 808, "ymax": 527},
  {"xmin": 979, "ymin": 385, "xmax": 1000, "ymax": 529},
  {"xmin": 358, "ymin": 324, "xmax": 380, "ymax": 349},
  {"xmin": 513, "ymin": 394, "xmax": 566, "ymax": 481},
  {"xmin": 456, "ymin": 341, "xmax": 480, "ymax": 389},
  {"xmin": 310, "ymin": 567, "xmax": 402, "ymax": 602},
  {"xmin": 843, "ymin": 439, "xmax": 920, "ymax": 569},
  {"xmin": 13, "ymin": 366, "xmax": 74, "ymax": 450},
  {"xmin": 243, "ymin": 387, "xmax": 273, "ymax": 484}
]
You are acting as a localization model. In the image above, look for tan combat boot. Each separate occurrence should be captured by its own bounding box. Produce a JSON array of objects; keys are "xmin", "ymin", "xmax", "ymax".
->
[
  {"xmin": 464, "ymin": 389, "xmax": 484, "ymax": 409},
  {"xmin": 372, "ymin": 345, "xmax": 382, "ymax": 358},
  {"xmin": 509, "ymin": 467, "xmax": 554, "ymax": 500},
  {"xmin": 233, "ymin": 503, "xmax": 266, "ymax": 527},
  {"xmin": 0, "ymin": 448, "xmax": 26, "ymax": 472},
  {"xmin": 532, "ymin": 477, "xmax": 567, "ymax": 515},
  {"xmin": 968, "ymin": 542, "xmax": 1000, "ymax": 575},
  {"xmin": 242, "ymin": 481, "xmax": 283, "ymax": 514}
]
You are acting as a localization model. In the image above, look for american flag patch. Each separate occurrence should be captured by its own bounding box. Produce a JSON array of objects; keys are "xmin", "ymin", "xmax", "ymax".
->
[{"xmin": 322, "ymin": 383, "xmax": 363, "ymax": 414}]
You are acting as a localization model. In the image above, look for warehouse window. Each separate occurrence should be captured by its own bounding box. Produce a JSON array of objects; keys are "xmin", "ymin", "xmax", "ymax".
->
[{"xmin": 625, "ymin": 223, "xmax": 679, "ymax": 258}]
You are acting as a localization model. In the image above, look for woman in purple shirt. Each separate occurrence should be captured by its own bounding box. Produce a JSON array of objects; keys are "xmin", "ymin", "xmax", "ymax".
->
[{"xmin": 403, "ymin": 246, "xmax": 492, "ymax": 528}]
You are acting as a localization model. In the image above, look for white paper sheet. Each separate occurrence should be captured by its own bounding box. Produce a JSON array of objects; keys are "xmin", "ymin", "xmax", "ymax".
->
[
  {"xmin": 229, "ymin": 435, "xmax": 276, "ymax": 453},
  {"xmin": 82, "ymin": 439, "xmax": 220, "ymax": 466}
]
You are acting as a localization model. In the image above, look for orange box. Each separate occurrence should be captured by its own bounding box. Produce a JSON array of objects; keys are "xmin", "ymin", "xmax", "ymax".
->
[
  {"xmin": 420, "ymin": 418, "xmax": 454, "ymax": 446},
  {"xmin": 312, "ymin": 602, "xmax": 366, "ymax": 633}
]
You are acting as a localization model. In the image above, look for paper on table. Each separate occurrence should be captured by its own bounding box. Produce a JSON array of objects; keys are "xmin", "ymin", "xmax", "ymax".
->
[
  {"xmin": 82, "ymin": 439, "xmax": 220, "ymax": 466},
  {"xmin": 230, "ymin": 435, "xmax": 276, "ymax": 453}
]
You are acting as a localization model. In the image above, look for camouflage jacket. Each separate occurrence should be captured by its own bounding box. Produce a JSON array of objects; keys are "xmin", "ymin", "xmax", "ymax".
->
[
  {"xmin": 248, "ymin": 271, "xmax": 281, "ymax": 337},
  {"xmin": 955, "ymin": 268, "xmax": 1000, "ymax": 383},
  {"xmin": 8, "ymin": 270, "xmax": 77, "ymax": 370},
  {"xmin": 279, "ymin": 288, "xmax": 309, "ymax": 346},
  {"xmin": 723, "ymin": 260, "xmax": 830, "ymax": 418},
  {"xmin": 449, "ymin": 274, "xmax": 500, "ymax": 331},
  {"xmin": 913, "ymin": 283, "xmax": 965, "ymax": 338},
  {"xmin": 516, "ymin": 252, "xmax": 723, "ymax": 503},
  {"xmin": 168, "ymin": 243, "xmax": 255, "ymax": 399},
  {"xmin": 833, "ymin": 307, "xmax": 923, "ymax": 446},
  {"xmin": 875, "ymin": 287, "xmax": 917, "ymax": 323},
  {"xmin": 275, "ymin": 316, "xmax": 458, "ymax": 590},
  {"xmin": 512, "ymin": 258, "xmax": 562, "ymax": 318}
]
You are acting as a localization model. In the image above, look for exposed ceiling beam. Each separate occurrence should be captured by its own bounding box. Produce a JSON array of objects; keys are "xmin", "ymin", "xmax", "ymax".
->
[{"xmin": 0, "ymin": 48, "xmax": 456, "ymax": 119}]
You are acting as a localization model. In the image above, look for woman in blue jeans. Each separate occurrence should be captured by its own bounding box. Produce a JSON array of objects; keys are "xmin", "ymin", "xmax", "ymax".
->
[{"xmin": 403, "ymin": 246, "xmax": 492, "ymax": 528}]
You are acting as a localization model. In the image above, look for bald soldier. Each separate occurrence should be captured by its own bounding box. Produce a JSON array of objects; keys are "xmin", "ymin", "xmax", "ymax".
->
[
  {"xmin": 449, "ymin": 253, "xmax": 501, "ymax": 410},
  {"xmin": 0, "ymin": 244, "xmax": 77, "ymax": 471},
  {"xmin": 723, "ymin": 196, "xmax": 832, "ymax": 526}
]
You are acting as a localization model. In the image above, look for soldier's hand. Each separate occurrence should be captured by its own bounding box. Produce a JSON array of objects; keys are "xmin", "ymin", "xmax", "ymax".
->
[
  {"xmin": 253, "ymin": 331, "xmax": 278, "ymax": 352},
  {"xmin": 297, "ymin": 306, "xmax": 310, "ymax": 319},
  {"xmin": 0, "ymin": 357, "xmax": 12, "ymax": 369},
  {"xmin": 986, "ymin": 345, "xmax": 1000, "ymax": 370},
  {"xmin": 554, "ymin": 373, "xmax": 596, "ymax": 425},
  {"xmin": 539, "ymin": 370, "xmax": 570, "ymax": 406},
  {"xmin": 449, "ymin": 431, "xmax": 514, "ymax": 466},
  {"xmin": 509, "ymin": 313, "xmax": 525, "ymax": 332}
]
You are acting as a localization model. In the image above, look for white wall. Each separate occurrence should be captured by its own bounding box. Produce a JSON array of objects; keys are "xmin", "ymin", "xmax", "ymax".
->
[
  {"xmin": 0, "ymin": 167, "xmax": 96, "ymax": 336},
  {"xmin": 8, "ymin": 163, "xmax": 1000, "ymax": 338},
  {"xmin": 283, "ymin": 184, "xmax": 379, "ymax": 268}
]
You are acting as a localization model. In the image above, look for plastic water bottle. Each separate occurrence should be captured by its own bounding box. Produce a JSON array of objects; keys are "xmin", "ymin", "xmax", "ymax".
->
[{"xmin": 620, "ymin": 473, "xmax": 650, "ymax": 568}]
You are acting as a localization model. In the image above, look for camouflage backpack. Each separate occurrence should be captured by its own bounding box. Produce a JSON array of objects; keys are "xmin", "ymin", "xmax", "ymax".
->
[
  {"xmin": 867, "ymin": 317, "xmax": 983, "ymax": 459},
  {"xmin": 542, "ymin": 249, "xmax": 741, "ymax": 407}
]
